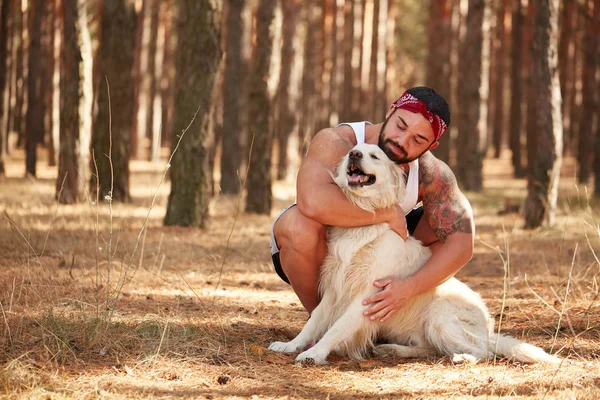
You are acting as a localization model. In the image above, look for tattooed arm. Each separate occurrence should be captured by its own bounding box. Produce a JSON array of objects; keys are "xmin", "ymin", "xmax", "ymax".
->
[{"xmin": 362, "ymin": 153, "xmax": 475, "ymax": 322}]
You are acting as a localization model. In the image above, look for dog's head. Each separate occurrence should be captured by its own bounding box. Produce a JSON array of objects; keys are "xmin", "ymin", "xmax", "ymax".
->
[{"xmin": 333, "ymin": 143, "xmax": 406, "ymax": 212}]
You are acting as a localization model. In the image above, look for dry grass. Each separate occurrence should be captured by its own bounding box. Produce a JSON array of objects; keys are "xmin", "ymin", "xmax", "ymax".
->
[{"xmin": 0, "ymin": 149, "xmax": 599, "ymax": 399}]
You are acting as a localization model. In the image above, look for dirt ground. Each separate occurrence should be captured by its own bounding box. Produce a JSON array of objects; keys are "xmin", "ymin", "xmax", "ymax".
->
[{"xmin": 1, "ymin": 149, "xmax": 600, "ymax": 399}]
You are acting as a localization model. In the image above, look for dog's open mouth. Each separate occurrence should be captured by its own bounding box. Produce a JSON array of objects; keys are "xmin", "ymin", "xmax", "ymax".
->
[{"xmin": 347, "ymin": 162, "xmax": 376, "ymax": 186}]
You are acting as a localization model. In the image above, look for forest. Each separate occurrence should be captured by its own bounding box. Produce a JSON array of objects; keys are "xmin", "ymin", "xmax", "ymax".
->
[{"xmin": 0, "ymin": 0, "xmax": 599, "ymax": 398}]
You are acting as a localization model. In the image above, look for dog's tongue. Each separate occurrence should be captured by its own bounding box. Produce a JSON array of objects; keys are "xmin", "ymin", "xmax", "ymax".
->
[{"xmin": 348, "ymin": 174, "xmax": 368, "ymax": 184}]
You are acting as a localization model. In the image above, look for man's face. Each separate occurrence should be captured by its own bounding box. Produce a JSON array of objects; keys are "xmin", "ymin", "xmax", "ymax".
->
[{"xmin": 378, "ymin": 108, "xmax": 438, "ymax": 164}]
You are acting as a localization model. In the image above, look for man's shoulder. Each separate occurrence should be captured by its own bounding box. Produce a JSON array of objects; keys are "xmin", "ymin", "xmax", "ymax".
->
[
  {"xmin": 418, "ymin": 152, "xmax": 459, "ymax": 188},
  {"xmin": 306, "ymin": 126, "xmax": 357, "ymax": 160},
  {"xmin": 313, "ymin": 125, "xmax": 357, "ymax": 146}
]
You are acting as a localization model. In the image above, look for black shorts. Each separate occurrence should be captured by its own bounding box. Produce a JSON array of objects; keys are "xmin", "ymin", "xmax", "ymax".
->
[{"xmin": 271, "ymin": 206, "xmax": 425, "ymax": 284}]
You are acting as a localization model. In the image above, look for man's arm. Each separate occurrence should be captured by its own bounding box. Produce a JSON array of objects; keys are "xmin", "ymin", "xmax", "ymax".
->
[
  {"xmin": 296, "ymin": 128, "xmax": 407, "ymax": 237},
  {"xmin": 406, "ymin": 154, "xmax": 474, "ymax": 291},
  {"xmin": 362, "ymin": 154, "xmax": 474, "ymax": 321}
]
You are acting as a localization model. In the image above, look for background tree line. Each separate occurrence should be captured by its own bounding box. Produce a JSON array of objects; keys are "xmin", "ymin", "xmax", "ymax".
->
[{"xmin": 0, "ymin": 0, "xmax": 598, "ymax": 229}]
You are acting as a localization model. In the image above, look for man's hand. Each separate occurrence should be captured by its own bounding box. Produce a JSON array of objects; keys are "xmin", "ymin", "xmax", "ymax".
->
[
  {"xmin": 387, "ymin": 205, "xmax": 408, "ymax": 240},
  {"xmin": 362, "ymin": 277, "xmax": 416, "ymax": 322}
]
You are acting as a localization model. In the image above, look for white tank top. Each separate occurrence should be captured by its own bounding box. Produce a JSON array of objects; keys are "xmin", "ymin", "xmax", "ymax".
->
[{"xmin": 337, "ymin": 121, "xmax": 420, "ymax": 215}]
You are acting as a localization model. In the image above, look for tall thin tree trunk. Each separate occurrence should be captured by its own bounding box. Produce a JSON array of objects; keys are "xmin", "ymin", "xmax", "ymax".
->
[
  {"xmin": 57, "ymin": 0, "xmax": 92, "ymax": 203},
  {"xmin": 245, "ymin": 0, "xmax": 276, "ymax": 214},
  {"xmin": 0, "ymin": 0, "xmax": 10, "ymax": 174},
  {"xmin": 456, "ymin": 0, "xmax": 491, "ymax": 191},
  {"xmin": 144, "ymin": 0, "xmax": 160, "ymax": 158},
  {"xmin": 592, "ymin": 0, "xmax": 600, "ymax": 195},
  {"xmin": 25, "ymin": 0, "xmax": 43, "ymax": 177},
  {"xmin": 131, "ymin": 0, "xmax": 146, "ymax": 160},
  {"xmin": 340, "ymin": 0, "xmax": 354, "ymax": 122},
  {"xmin": 427, "ymin": 0, "xmax": 452, "ymax": 163},
  {"xmin": 91, "ymin": 0, "xmax": 137, "ymax": 202},
  {"xmin": 15, "ymin": 0, "xmax": 27, "ymax": 150},
  {"xmin": 298, "ymin": 1, "xmax": 318, "ymax": 156},
  {"xmin": 492, "ymin": 0, "xmax": 507, "ymax": 158},
  {"xmin": 160, "ymin": 0, "xmax": 175, "ymax": 147},
  {"xmin": 558, "ymin": 0, "xmax": 575, "ymax": 150},
  {"xmin": 367, "ymin": 0, "xmax": 380, "ymax": 121},
  {"xmin": 163, "ymin": 0, "xmax": 221, "ymax": 227},
  {"xmin": 220, "ymin": 0, "xmax": 245, "ymax": 194},
  {"xmin": 352, "ymin": 0, "xmax": 365, "ymax": 118},
  {"xmin": 525, "ymin": 0, "xmax": 536, "ymax": 176},
  {"xmin": 275, "ymin": 0, "xmax": 299, "ymax": 180},
  {"xmin": 46, "ymin": 0, "xmax": 58, "ymax": 167},
  {"xmin": 577, "ymin": 0, "xmax": 596, "ymax": 184},
  {"xmin": 523, "ymin": 0, "xmax": 562, "ymax": 228},
  {"xmin": 509, "ymin": 0, "xmax": 525, "ymax": 177}
]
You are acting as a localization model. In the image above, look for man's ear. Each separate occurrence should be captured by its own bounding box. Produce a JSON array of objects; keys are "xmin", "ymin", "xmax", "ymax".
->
[{"xmin": 429, "ymin": 141, "xmax": 440, "ymax": 151}]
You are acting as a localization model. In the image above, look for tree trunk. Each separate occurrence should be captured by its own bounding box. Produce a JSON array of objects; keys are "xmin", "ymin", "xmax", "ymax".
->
[
  {"xmin": 13, "ymin": 0, "xmax": 25, "ymax": 152},
  {"xmin": 57, "ymin": 0, "xmax": 92, "ymax": 203},
  {"xmin": 367, "ymin": 0, "xmax": 380, "ymax": 121},
  {"xmin": 163, "ymin": 0, "xmax": 221, "ymax": 227},
  {"xmin": 25, "ymin": 0, "xmax": 44, "ymax": 177},
  {"xmin": 245, "ymin": 0, "xmax": 275, "ymax": 214},
  {"xmin": 577, "ymin": 0, "xmax": 597, "ymax": 184},
  {"xmin": 0, "ymin": 0, "xmax": 10, "ymax": 174},
  {"xmin": 426, "ymin": 0, "xmax": 452, "ymax": 163},
  {"xmin": 91, "ymin": 0, "xmax": 137, "ymax": 202},
  {"xmin": 130, "ymin": 0, "xmax": 146, "ymax": 160},
  {"xmin": 509, "ymin": 0, "xmax": 525, "ymax": 177},
  {"xmin": 492, "ymin": 0, "xmax": 508, "ymax": 159},
  {"xmin": 352, "ymin": 0, "xmax": 365, "ymax": 118},
  {"xmin": 523, "ymin": 0, "xmax": 562, "ymax": 228},
  {"xmin": 340, "ymin": 0, "xmax": 354, "ymax": 122},
  {"xmin": 593, "ymin": 1, "xmax": 600, "ymax": 196},
  {"xmin": 160, "ymin": 0, "xmax": 175, "ymax": 147},
  {"xmin": 46, "ymin": 0, "xmax": 58, "ymax": 167},
  {"xmin": 298, "ymin": 0, "xmax": 319, "ymax": 156},
  {"xmin": 144, "ymin": 0, "xmax": 160, "ymax": 158},
  {"xmin": 525, "ymin": 0, "xmax": 537, "ymax": 176},
  {"xmin": 275, "ymin": 0, "xmax": 299, "ymax": 180},
  {"xmin": 558, "ymin": 0, "xmax": 575, "ymax": 150},
  {"xmin": 456, "ymin": 0, "xmax": 491, "ymax": 191},
  {"xmin": 220, "ymin": 0, "xmax": 245, "ymax": 194}
]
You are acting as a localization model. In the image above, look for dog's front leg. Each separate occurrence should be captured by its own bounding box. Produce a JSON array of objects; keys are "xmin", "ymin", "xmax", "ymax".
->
[
  {"xmin": 269, "ymin": 293, "xmax": 332, "ymax": 353},
  {"xmin": 295, "ymin": 298, "xmax": 367, "ymax": 365}
]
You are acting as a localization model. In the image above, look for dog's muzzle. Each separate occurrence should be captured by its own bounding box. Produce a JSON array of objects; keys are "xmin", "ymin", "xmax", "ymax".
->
[{"xmin": 346, "ymin": 151, "xmax": 376, "ymax": 186}]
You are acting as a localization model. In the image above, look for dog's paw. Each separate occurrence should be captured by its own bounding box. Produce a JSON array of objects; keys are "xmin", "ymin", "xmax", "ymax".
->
[
  {"xmin": 452, "ymin": 353, "xmax": 479, "ymax": 364},
  {"xmin": 296, "ymin": 348, "xmax": 327, "ymax": 365},
  {"xmin": 268, "ymin": 341, "xmax": 300, "ymax": 353},
  {"xmin": 373, "ymin": 344, "xmax": 397, "ymax": 357}
]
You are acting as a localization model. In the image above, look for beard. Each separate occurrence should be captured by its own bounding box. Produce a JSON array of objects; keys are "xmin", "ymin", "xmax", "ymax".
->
[{"xmin": 378, "ymin": 115, "xmax": 418, "ymax": 164}]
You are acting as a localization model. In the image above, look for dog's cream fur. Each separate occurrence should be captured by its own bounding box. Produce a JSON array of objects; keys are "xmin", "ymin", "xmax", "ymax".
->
[{"xmin": 269, "ymin": 143, "xmax": 560, "ymax": 365}]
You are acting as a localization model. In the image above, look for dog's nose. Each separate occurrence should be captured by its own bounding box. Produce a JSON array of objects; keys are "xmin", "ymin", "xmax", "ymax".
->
[{"xmin": 349, "ymin": 150, "xmax": 363, "ymax": 160}]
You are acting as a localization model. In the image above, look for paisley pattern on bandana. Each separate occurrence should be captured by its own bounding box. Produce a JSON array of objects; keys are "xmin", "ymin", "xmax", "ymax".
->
[{"xmin": 391, "ymin": 92, "xmax": 448, "ymax": 141}]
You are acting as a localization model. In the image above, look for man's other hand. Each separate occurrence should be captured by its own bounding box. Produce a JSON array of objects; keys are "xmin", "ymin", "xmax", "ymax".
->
[
  {"xmin": 361, "ymin": 277, "xmax": 415, "ymax": 322},
  {"xmin": 387, "ymin": 205, "xmax": 408, "ymax": 240}
]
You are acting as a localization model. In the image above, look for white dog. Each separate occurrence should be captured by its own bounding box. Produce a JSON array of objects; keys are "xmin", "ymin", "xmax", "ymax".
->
[{"xmin": 269, "ymin": 143, "xmax": 560, "ymax": 366}]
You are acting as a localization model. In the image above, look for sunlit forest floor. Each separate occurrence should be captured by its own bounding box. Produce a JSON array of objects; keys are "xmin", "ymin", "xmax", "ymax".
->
[{"xmin": 1, "ymin": 148, "xmax": 600, "ymax": 399}]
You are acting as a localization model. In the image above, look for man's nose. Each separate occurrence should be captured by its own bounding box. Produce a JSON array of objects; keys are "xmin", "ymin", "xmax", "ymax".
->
[{"xmin": 349, "ymin": 150, "xmax": 363, "ymax": 160}]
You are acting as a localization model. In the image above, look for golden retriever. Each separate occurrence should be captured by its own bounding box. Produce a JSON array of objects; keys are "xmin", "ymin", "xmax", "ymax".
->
[{"xmin": 269, "ymin": 143, "xmax": 560, "ymax": 365}]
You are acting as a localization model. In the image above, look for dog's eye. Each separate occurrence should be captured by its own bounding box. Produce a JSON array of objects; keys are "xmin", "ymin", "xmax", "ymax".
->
[{"xmin": 370, "ymin": 154, "xmax": 379, "ymax": 160}]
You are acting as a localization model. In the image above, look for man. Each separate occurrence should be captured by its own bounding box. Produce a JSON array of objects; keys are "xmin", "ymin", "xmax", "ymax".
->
[{"xmin": 270, "ymin": 86, "xmax": 474, "ymax": 323}]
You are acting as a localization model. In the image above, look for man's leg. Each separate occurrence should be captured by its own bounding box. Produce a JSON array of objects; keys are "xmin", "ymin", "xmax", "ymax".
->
[{"xmin": 273, "ymin": 206, "xmax": 327, "ymax": 314}]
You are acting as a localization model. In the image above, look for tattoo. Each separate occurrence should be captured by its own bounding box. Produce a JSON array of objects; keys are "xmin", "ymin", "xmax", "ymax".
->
[{"xmin": 419, "ymin": 154, "xmax": 473, "ymax": 243}]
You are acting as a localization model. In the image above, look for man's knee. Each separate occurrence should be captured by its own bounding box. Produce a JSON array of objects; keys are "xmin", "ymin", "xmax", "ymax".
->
[{"xmin": 275, "ymin": 207, "xmax": 327, "ymax": 252}]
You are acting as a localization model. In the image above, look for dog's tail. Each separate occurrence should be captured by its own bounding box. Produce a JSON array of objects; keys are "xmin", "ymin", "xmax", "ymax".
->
[{"xmin": 492, "ymin": 333, "xmax": 561, "ymax": 365}]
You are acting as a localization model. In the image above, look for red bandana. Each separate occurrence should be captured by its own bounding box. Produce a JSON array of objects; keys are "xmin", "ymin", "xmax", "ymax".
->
[{"xmin": 391, "ymin": 92, "xmax": 448, "ymax": 141}]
